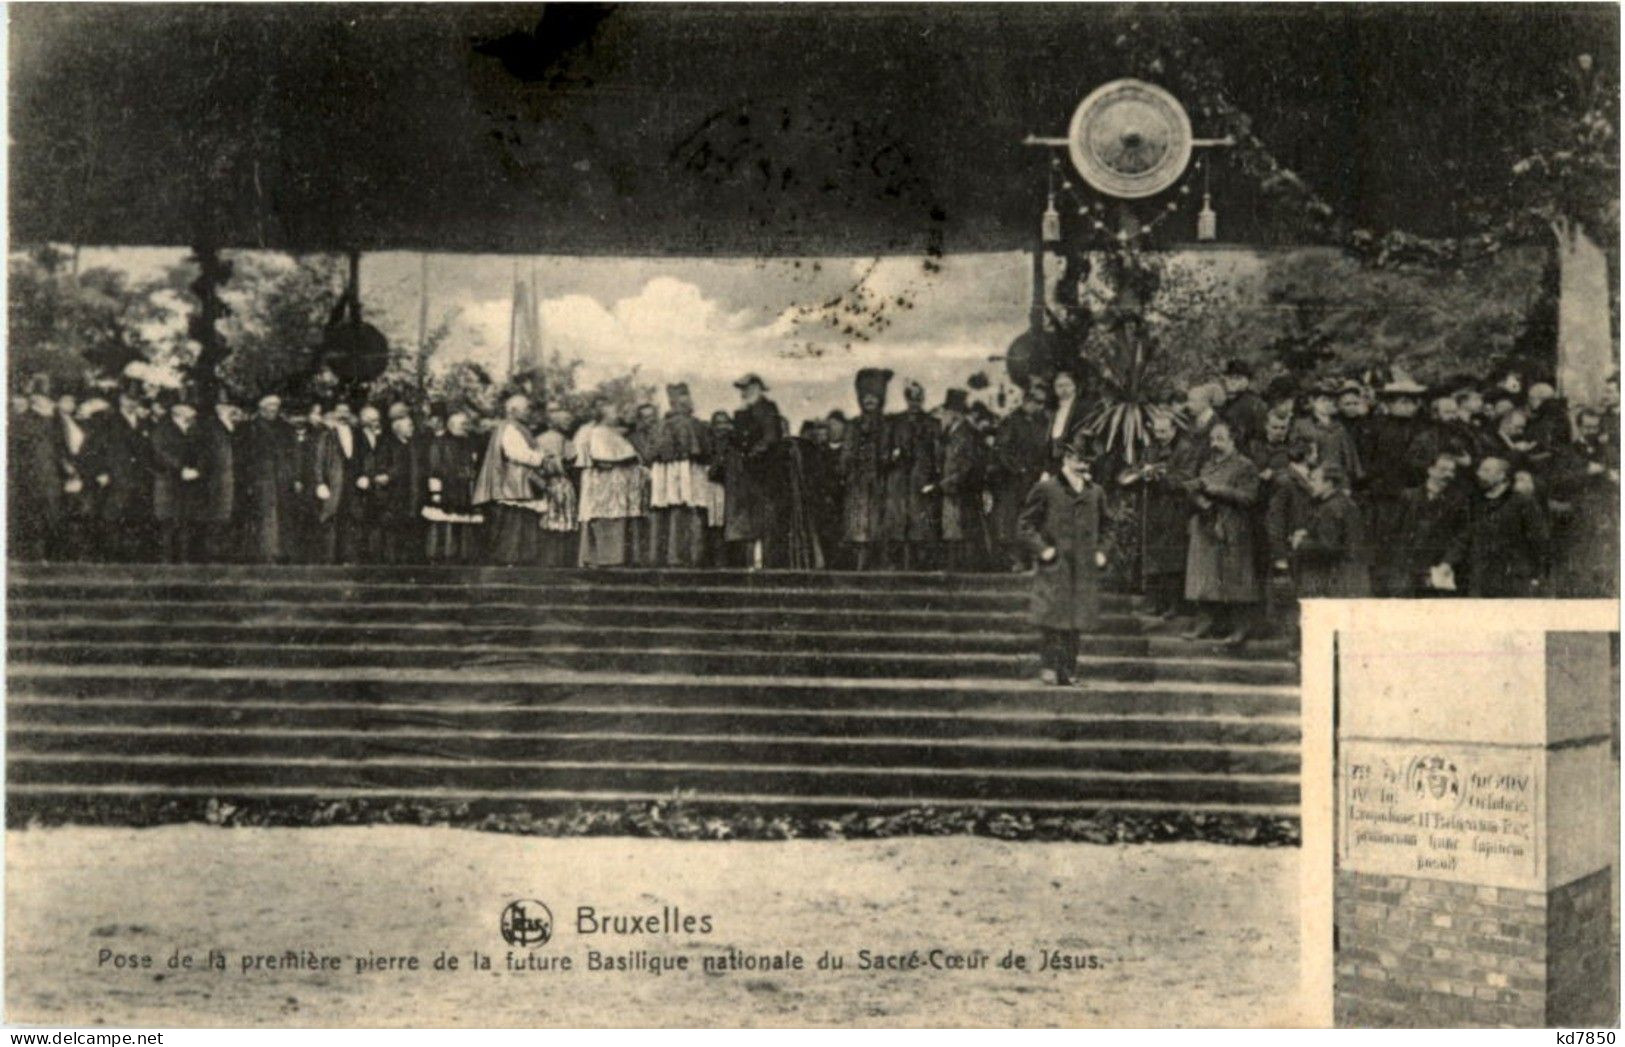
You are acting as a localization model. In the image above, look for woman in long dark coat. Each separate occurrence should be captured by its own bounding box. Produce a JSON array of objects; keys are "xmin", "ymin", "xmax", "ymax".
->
[{"xmin": 1017, "ymin": 436, "xmax": 1106, "ymax": 686}]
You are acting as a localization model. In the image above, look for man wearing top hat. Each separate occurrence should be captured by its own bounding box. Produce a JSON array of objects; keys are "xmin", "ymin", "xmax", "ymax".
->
[
  {"xmin": 1017, "ymin": 432, "xmax": 1107, "ymax": 686},
  {"xmin": 1220, "ymin": 359, "xmax": 1269, "ymax": 449},
  {"xmin": 841, "ymin": 368, "xmax": 892, "ymax": 570},
  {"xmin": 931, "ymin": 388, "xmax": 986, "ymax": 571},
  {"xmin": 726, "ymin": 373, "xmax": 786, "ymax": 569},
  {"xmin": 883, "ymin": 379, "xmax": 941, "ymax": 570},
  {"xmin": 650, "ymin": 382, "xmax": 714, "ymax": 567}
]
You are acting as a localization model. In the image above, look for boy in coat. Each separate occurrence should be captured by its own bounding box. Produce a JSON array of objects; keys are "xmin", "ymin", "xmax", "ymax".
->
[{"xmin": 1017, "ymin": 435, "xmax": 1107, "ymax": 686}]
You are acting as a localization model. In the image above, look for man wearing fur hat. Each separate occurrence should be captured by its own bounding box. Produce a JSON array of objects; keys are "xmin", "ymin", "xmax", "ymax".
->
[
  {"xmin": 650, "ymin": 383, "xmax": 713, "ymax": 567},
  {"xmin": 840, "ymin": 368, "xmax": 892, "ymax": 570},
  {"xmin": 882, "ymin": 379, "xmax": 940, "ymax": 569}
]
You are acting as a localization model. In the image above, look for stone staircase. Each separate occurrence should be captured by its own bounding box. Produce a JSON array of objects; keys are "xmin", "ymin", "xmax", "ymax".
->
[{"xmin": 5, "ymin": 564, "xmax": 1300, "ymax": 816}]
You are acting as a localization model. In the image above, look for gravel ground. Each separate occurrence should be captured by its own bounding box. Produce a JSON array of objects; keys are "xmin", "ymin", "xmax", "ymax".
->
[{"xmin": 5, "ymin": 826, "xmax": 1300, "ymax": 1028}]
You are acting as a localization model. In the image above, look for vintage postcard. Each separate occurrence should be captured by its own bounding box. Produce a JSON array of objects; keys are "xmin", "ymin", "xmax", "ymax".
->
[{"xmin": 3, "ymin": 3, "xmax": 1618, "ymax": 1030}]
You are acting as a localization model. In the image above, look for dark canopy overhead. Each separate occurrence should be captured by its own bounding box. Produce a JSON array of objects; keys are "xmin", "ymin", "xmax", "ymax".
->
[{"xmin": 8, "ymin": 3, "xmax": 1617, "ymax": 257}]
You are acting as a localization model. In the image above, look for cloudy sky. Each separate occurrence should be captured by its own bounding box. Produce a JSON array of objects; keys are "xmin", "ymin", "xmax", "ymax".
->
[{"xmin": 81, "ymin": 247, "xmax": 1038, "ymax": 426}]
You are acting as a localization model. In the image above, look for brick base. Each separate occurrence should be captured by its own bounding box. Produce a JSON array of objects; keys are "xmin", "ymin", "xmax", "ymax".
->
[{"xmin": 1335, "ymin": 867, "xmax": 1617, "ymax": 1027}]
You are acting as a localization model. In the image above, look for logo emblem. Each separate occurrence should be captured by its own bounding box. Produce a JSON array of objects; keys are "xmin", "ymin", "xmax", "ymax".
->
[
  {"xmin": 1406, "ymin": 755, "xmax": 1465, "ymax": 810},
  {"xmin": 500, "ymin": 899, "xmax": 554, "ymax": 948}
]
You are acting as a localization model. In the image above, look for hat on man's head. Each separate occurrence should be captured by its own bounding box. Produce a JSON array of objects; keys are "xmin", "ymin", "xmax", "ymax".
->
[
  {"xmin": 733, "ymin": 373, "xmax": 768, "ymax": 391},
  {"xmin": 903, "ymin": 379, "xmax": 926, "ymax": 403},
  {"xmin": 942, "ymin": 388, "xmax": 969, "ymax": 414},
  {"xmin": 1223, "ymin": 359, "xmax": 1253, "ymax": 379},
  {"xmin": 1263, "ymin": 375, "xmax": 1300, "ymax": 402},
  {"xmin": 825, "ymin": 408, "xmax": 849, "ymax": 423},
  {"xmin": 854, "ymin": 368, "xmax": 893, "ymax": 404},
  {"xmin": 1379, "ymin": 377, "xmax": 1428, "ymax": 398},
  {"xmin": 665, "ymin": 382, "xmax": 690, "ymax": 401},
  {"xmin": 1060, "ymin": 430, "xmax": 1094, "ymax": 458},
  {"xmin": 1311, "ymin": 377, "xmax": 1343, "ymax": 398}
]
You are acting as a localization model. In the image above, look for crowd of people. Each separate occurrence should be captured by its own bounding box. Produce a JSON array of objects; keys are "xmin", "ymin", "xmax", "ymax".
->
[{"xmin": 8, "ymin": 357, "xmax": 1619, "ymax": 649}]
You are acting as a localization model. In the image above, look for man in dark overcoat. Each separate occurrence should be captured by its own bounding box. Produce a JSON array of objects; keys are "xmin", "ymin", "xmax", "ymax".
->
[
  {"xmin": 9, "ymin": 379, "xmax": 65, "ymax": 562},
  {"xmin": 1220, "ymin": 359, "xmax": 1269, "ymax": 448},
  {"xmin": 840, "ymin": 368, "xmax": 892, "ymax": 570},
  {"xmin": 1447, "ymin": 456, "xmax": 1550, "ymax": 598},
  {"xmin": 882, "ymin": 380, "xmax": 940, "ymax": 569},
  {"xmin": 1017, "ymin": 435, "xmax": 1106, "ymax": 686},
  {"xmin": 1182, "ymin": 421, "xmax": 1263, "ymax": 648},
  {"xmin": 1117, "ymin": 410, "xmax": 1187, "ymax": 617},
  {"xmin": 1289, "ymin": 463, "xmax": 1369, "ymax": 598},
  {"xmin": 990, "ymin": 384, "xmax": 1051, "ymax": 571},
  {"xmin": 194, "ymin": 395, "xmax": 242, "ymax": 562},
  {"xmin": 1548, "ymin": 408, "xmax": 1619, "ymax": 597},
  {"xmin": 239, "ymin": 393, "xmax": 299, "ymax": 563},
  {"xmin": 1390, "ymin": 451, "xmax": 1470, "ymax": 597},
  {"xmin": 350, "ymin": 405, "xmax": 389, "ymax": 564},
  {"xmin": 378, "ymin": 413, "xmax": 429, "ymax": 564},
  {"xmin": 88, "ymin": 381, "xmax": 155, "ymax": 562},
  {"xmin": 150, "ymin": 400, "xmax": 206, "ymax": 563},
  {"xmin": 726, "ymin": 373, "xmax": 787, "ymax": 569},
  {"xmin": 931, "ymin": 388, "xmax": 985, "ymax": 571}
]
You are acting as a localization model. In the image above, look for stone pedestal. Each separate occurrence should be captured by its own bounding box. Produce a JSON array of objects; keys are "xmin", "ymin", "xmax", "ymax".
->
[{"xmin": 1335, "ymin": 629, "xmax": 1616, "ymax": 1027}]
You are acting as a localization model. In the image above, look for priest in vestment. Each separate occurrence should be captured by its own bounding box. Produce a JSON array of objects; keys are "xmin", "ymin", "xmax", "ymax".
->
[
  {"xmin": 534, "ymin": 400, "xmax": 580, "ymax": 569},
  {"xmin": 472, "ymin": 394, "xmax": 548, "ymax": 566},
  {"xmin": 576, "ymin": 399, "xmax": 647, "ymax": 568},
  {"xmin": 650, "ymin": 383, "xmax": 714, "ymax": 567}
]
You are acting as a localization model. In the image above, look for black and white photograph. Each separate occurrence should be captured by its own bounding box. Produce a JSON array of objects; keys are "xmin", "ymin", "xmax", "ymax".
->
[{"xmin": 2, "ymin": 2, "xmax": 1619, "ymax": 1030}]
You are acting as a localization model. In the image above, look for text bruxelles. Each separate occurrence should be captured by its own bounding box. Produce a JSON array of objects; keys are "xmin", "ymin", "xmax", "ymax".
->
[{"xmin": 575, "ymin": 905, "xmax": 714, "ymax": 936}]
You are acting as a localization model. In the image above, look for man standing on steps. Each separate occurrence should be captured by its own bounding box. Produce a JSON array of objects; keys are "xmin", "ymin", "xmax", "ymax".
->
[
  {"xmin": 649, "ymin": 383, "xmax": 713, "ymax": 568},
  {"xmin": 990, "ymin": 384, "xmax": 1051, "ymax": 572},
  {"xmin": 883, "ymin": 379, "xmax": 940, "ymax": 570},
  {"xmin": 841, "ymin": 368, "xmax": 892, "ymax": 571},
  {"xmin": 931, "ymin": 388, "xmax": 985, "ymax": 572},
  {"xmin": 1017, "ymin": 435, "xmax": 1106, "ymax": 687},
  {"xmin": 1181, "ymin": 421, "xmax": 1263, "ymax": 650},
  {"xmin": 472, "ymin": 393, "xmax": 548, "ymax": 567}
]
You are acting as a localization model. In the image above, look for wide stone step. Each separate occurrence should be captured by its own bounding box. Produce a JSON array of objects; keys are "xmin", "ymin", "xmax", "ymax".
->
[
  {"xmin": 8, "ymin": 639, "xmax": 1299, "ymax": 685},
  {"xmin": 4, "ymin": 782, "xmax": 1290, "ymax": 816},
  {"xmin": 6, "ymin": 752, "xmax": 1299, "ymax": 805},
  {"xmin": 7, "ymin": 726, "xmax": 1300, "ymax": 775},
  {"xmin": 5, "ymin": 597, "xmax": 1148, "ymax": 636},
  {"xmin": 8, "ymin": 618, "xmax": 1295, "ymax": 661},
  {"xmin": 9, "ymin": 578, "xmax": 1042, "ymax": 613},
  {"xmin": 8, "ymin": 666, "xmax": 1301, "ymax": 717},
  {"xmin": 6, "ymin": 696, "xmax": 1300, "ymax": 745},
  {"xmin": 8, "ymin": 563, "xmax": 1034, "ymax": 593}
]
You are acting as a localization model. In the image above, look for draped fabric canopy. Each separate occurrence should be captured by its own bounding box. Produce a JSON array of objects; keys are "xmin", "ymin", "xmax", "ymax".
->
[{"xmin": 9, "ymin": 3, "xmax": 1615, "ymax": 257}]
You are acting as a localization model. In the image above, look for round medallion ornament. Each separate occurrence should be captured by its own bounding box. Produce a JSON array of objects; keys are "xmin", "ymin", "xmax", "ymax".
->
[{"xmin": 1067, "ymin": 79, "xmax": 1193, "ymax": 199}]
